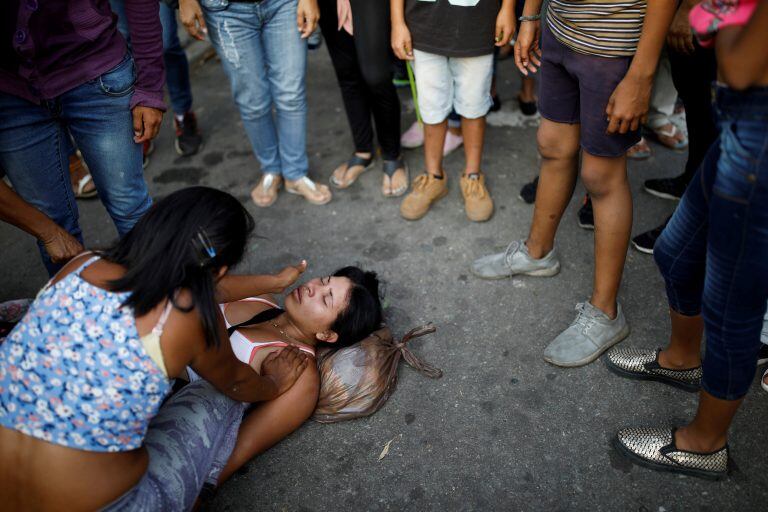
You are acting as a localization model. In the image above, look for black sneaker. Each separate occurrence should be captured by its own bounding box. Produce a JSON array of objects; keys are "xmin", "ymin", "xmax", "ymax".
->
[
  {"xmin": 519, "ymin": 176, "xmax": 538, "ymax": 204},
  {"xmin": 174, "ymin": 111, "xmax": 203, "ymax": 156},
  {"xmin": 577, "ymin": 195, "xmax": 594, "ymax": 230},
  {"xmin": 644, "ymin": 174, "xmax": 688, "ymax": 201},
  {"xmin": 758, "ymin": 343, "xmax": 768, "ymax": 366},
  {"xmin": 631, "ymin": 218, "xmax": 670, "ymax": 255},
  {"xmin": 490, "ymin": 94, "xmax": 502, "ymax": 112}
]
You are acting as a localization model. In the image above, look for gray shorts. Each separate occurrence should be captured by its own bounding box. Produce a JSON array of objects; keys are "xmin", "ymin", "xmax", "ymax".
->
[
  {"xmin": 101, "ymin": 380, "xmax": 247, "ymax": 512},
  {"xmin": 538, "ymin": 22, "xmax": 641, "ymax": 158}
]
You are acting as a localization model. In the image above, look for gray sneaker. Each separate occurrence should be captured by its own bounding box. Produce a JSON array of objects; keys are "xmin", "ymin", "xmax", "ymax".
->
[
  {"xmin": 470, "ymin": 239, "xmax": 560, "ymax": 280},
  {"xmin": 544, "ymin": 302, "xmax": 630, "ymax": 367}
]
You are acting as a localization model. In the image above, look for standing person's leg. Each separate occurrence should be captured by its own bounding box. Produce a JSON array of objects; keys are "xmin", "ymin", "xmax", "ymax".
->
[
  {"xmin": 349, "ymin": 0, "xmax": 406, "ymax": 196},
  {"xmin": 203, "ymin": 3, "xmax": 284, "ymax": 207},
  {"xmin": 452, "ymin": 53, "xmax": 494, "ymax": 222},
  {"xmin": 262, "ymin": 0, "xmax": 331, "ymax": 204},
  {"xmin": 400, "ymin": 49, "xmax": 452, "ymax": 220},
  {"xmin": 160, "ymin": 1, "xmax": 202, "ymax": 156},
  {"xmin": 471, "ymin": 22, "xmax": 579, "ymax": 278},
  {"xmin": 62, "ymin": 55, "xmax": 150, "ymax": 238},
  {"xmin": 541, "ymin": 33, "xmax": 640, "ymax": 367},
  {"xmin": 605, "ymin": 142, "xmax": 717, "ymax": 389},
  {"xmin": 318, "ymin": 0, "xmax": 375, "ymax": 190},
  {"xmin": 616, "ymin": 89, "xmax": 768, "ymax": 476},
  {"xmin": 0, "ymin": 94, "xmax": 83, "ymax": 276}
]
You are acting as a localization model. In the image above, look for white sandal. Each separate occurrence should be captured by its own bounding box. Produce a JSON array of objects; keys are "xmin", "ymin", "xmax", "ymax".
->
[
  {"xmin": 762, "ymin": 368, "xmax": 768, "ymax": 393},
  {"xmin": 286, "ymin": 176, "xmax": 332, "ymax": 205}
]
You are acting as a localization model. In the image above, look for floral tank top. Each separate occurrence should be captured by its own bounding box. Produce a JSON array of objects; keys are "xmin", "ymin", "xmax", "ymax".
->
[{"xmin": 0, "ymin": 256, "xmax": 171, "ymax": 452}]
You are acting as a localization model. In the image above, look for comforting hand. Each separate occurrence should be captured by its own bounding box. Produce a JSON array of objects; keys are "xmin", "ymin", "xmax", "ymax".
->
[
  {"xmin": 514, "ymin": 20, "xmax": 542, "ymax": 75},
  {"xmin": 40, "ymin": 226, "xmax": 84, "ymax": 264},
  {"xmin": 667, "ymin": 5, "xmax": 695, "ymax": 55},
  {"xmin": 273, "ymin": 260, "xmax": 308, "ymax": 293},
  {"xmin": 391, "ymin": 22, "xmax": 414, "ymax": 61},
  {"xmin": 297, "ymin": 0, "xmax": 320, "ymax": 39},
  {"xmin": 180, "ymin": 0, "xmax": 208, "ymax": 41},
  {"xmin": 131, "ymin": 106, "xmax": 163, "ymax": 143},
  {"xmin": 495, "ymin": 7, "xmax": 516, "ymax": 47},
  {"xmin": 606, "ymin": 73, "xmax": 653, "ymax": 134},
  {"xmin": 262, "ymin": 346, "xmax": 309, "ymax": 395}
]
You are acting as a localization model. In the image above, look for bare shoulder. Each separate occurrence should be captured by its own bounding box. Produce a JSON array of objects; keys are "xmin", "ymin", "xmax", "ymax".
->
[{"xmin": 49, "ymin": 251, "xmax": 98, "ymax": 286}]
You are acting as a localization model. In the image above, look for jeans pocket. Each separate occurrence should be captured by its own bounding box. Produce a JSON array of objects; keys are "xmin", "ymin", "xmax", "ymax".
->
[
  {"xmin": 200, "ymin": 0, "xmax": 229, "ymax": 11},
  {"xmin": 713, "ymin": 123, "xmax": 758, "ymax": 204},
  {"xmin": 98, "ymin": 55, "xmax": 137, "ymax": 97}
]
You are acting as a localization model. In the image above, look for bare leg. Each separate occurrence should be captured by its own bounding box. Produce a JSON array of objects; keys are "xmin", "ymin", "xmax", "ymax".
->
[
  {"xmin": 423, "ymin": 120, "xmax": 447, "ymax": 177},
  {"xmin": 461, "ymin": 117, "xmax": 485, "ymax": 175},
  {"xmin": 580, "ymin": 151, "xmax": 632, "ymax": 318},
  {"xmin": 519, "ymin": 75, "xmax": 536, "ymax": 103},
  {"xmin": 675, "ymin": 391, "xmax": 742, "ymax": 453},
  {"xmin": 525, "ymin": 119, "xmax": 581, "ymax": 258},
  {"xmin": 658, "ymin": 309, "xmax": 704, "ymax": 368}
]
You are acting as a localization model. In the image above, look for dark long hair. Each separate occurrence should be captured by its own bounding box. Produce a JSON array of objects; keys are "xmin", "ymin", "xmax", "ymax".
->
[
  {"xmin": 102, "ymin": 187, "xmax": 254, "ymax": 347},
  {"xmin": 330, "ymin": 267, "xmax": 383, "ymax": 347}
]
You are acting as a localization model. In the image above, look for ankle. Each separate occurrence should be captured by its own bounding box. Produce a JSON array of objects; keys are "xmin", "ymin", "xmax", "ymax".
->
[
  {"xmin": 675, "ymin": 426, "xmax": 727, "ymax": 453},
  {"xmin": 658, "ymin": 347, "xmax": 701, "ymax": 369},
  {"xmin": 355, "ymin": 151, "xmax": 372, "ymax": 159},
  {"xmin": 463, "ymin": 170, "xmax": 481, "ymax": 177},
  {"xmin": 524, "ymin": 239, "xmax": 551, "ymax": 260},
  {"xmin": 427, "ymin": 169, "xmax": 444, "ymax": 179},
  {"xmin": 589, "ymin": 299, "xmax": 617, "ymax": 320}
]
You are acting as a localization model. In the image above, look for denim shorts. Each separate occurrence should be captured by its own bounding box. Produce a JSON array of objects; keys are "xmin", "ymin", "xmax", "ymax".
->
[
  {"xmin": 654, "ymin": 85, "xmax": 768, "ymax": 400},
  {"xmin": 412, "ymin": 49, "xmax": 493, "ymax": 124},
  {"xmin": 538, "ymin": 23, "xmax": 640, "ymax": 157}
]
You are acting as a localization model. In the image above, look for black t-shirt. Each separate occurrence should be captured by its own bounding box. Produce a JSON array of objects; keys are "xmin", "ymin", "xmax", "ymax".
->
[{"xmin": 405, "ymin": 0, "xmax": 501, "ymax": 58}]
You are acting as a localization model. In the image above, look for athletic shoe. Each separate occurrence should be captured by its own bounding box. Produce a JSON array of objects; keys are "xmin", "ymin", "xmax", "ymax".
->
[
  {"xmin": 543, "ymin": 301, "xmax": 630, "ymax": 367},
  {"xmin": 577, "ymin": 195, "xmax": 594, "ymax": 230},
  {"xmin": 519, "ymin": 177, "xmax": 538, "ymax": 204},
  {"xmin": 631, "ymin": 218, "xmax": 669, "ymax": 255},
  {"xmin": 644, "ymin": 175, "xmax": 688, "ymax": 201},
  {"xmin": 174, "ymin": 112, "xmax": 202, "ymax": 156},
  {"xmin": 471, "ymin": 239, "xmax": 560, "ymax": 280}
]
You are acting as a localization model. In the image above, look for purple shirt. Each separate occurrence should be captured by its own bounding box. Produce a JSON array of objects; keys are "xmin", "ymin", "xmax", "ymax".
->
[{"xmin": 0, "ymin": 0, "xmax": 166, "ymax": 111}]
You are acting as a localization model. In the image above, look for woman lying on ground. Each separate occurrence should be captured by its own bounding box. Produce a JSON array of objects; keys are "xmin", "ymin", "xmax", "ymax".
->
[
  {"xmin": 193, "ymin": 265, "xmax": 383, "ymax": 490},
  {"xmin": 0, "ymin": 187, "xmax": 310, "ymax": 511}
]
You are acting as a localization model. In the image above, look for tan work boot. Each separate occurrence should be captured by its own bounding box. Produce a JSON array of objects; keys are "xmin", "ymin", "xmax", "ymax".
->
[
  {"xmin": 400, "ymin": 172, "xmax": 448, "ymax": 220},
  {"xmin": 460, "ymin": 172, "xmax": 493, "ymax": 222},
  {"xmin": 251, "ymin": 173, "xmax": 282, "ymax": 207}
]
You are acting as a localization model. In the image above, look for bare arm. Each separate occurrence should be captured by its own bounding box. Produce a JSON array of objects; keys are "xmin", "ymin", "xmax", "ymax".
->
[
  {"xmin": 606, "ymin": 0, "xmax": 677, "ymax": 134},
  {"xmin": 164, "ymin": 303, "xmax": 307, "ymax": 403},
  {"xmin": 390, "ymin": 0, "xmax": 414, "ymax": 60},
  {"xmin": 215, "ymin": 261, "xmax": 306, "ymax": 303},
  {"xmin": 0, "ymin": 180, "xmax": 83, "ymax": 264},
  {"xmin": 716, "ymin": 0, "xmax": 768, "ymax": 90},
  {"xmin": 216, "ymin": 363, "xmax": 320, "ymax": 484}
]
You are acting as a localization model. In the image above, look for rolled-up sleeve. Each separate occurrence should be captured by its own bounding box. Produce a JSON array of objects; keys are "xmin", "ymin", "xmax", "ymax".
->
[{"xmin": 124, "ymin": 0, "xmax": 167, "ymax": 110}]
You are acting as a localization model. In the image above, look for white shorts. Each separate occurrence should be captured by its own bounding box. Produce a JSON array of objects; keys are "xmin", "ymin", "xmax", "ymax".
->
[{"xmin": 412, "ymin": 49, "xmax": 494, "ymax": 124}]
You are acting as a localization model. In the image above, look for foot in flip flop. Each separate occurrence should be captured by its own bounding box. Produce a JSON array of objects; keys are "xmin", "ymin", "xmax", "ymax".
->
[
  {"xmin": 649, "ymin": 123, "xmax": 688, "ymax": 150},
  {"xmin": 69, "ymin": 153, "xmax": 97, "ymax": 199},
  {"xmin": 627, "ymin": 137, "xmax": 652, "ymax": 160},
  {"xmin": 382, "ymin": 157, "xmax": 409, "ymax": 197},
  {"xmin": 329, "ymin": 153, "xmax": 373, "ymax": 189},
  {"xmin": 286, "ymin": 176, "xmax": 332, "ymax": 205},
  {"xmin": 251, "ymin": 173, "xmax": 282, "ymax": 207}
]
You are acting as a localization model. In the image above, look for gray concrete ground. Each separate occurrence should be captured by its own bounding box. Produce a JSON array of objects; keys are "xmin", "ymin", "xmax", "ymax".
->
[{"xmin": 2, "ymin": 42, "xmax": 767, "ymax": 512}]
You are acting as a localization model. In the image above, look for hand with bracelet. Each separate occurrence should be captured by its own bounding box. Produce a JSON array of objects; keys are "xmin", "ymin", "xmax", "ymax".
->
[{"xmin": 514, "ymin": 12, "xmax": 542, "ymax": 75}]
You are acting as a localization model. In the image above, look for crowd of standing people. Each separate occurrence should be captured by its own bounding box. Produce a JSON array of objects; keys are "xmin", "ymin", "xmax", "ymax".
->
[{"xmin": 0, "ymin": 0, "xmax": 767, "ymax": 509}]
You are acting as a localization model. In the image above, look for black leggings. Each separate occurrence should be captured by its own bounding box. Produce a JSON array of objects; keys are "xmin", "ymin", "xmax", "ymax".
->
[
  {"xmin": 318, "ymin": 0, "xmax": 401, "ymax": 162},
  {"xmin": 669, "ymin": 42, "xmax": 717, "ymax": 183}
]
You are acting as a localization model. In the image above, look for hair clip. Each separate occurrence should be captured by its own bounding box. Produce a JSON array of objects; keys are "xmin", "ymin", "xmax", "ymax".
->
[{"xmin": 196, "ymin": 229, "xmax": 217, "ymax": 260}]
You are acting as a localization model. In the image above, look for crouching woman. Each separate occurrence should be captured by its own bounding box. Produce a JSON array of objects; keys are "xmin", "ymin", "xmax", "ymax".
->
[{"xmin": 0, "ymin": 187, "xmax": 308, "ymax": 511}]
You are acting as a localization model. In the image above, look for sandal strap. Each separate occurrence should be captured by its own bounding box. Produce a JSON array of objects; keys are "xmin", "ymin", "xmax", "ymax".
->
[
  {"xmin": 347, "ymin": 154, "xmax": 373, "ymax": 169},
  {"xmin": 382, "ymin": 157, "xmax": 405, "ymax": 177}
]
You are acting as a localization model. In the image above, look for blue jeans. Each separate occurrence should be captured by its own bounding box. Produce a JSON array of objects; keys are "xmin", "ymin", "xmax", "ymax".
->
[
  {"xmin": 0, "ymin": 54, "xmax": 150, "ymax": 276},
  {"xmin": 110, "ymin": 0, "xmax": 193, "ymax": 115},
  {"xmin": 654, "ymin": 85, "xmax": 768, "ymax": 401},
  {"xmin": 202, "ymin": 0, "xmax": 309, "ymax": 180}
]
